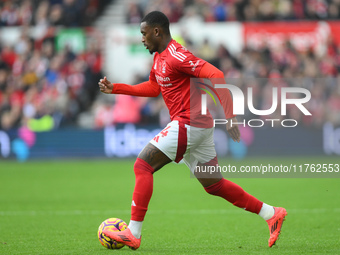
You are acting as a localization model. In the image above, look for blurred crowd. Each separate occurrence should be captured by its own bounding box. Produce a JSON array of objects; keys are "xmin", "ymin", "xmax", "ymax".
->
[
  {"xmin": 0, "ymin": 27, "xmax": 103, "ymax": 131},
  {"xmin": 127, "ymin": 0, "xmax": 340, "ymax": 23},
  {"xmin": 0, "ymin": 0, "xmax": 339, "ymax": 131},
  {"xmin": 0, "ymin": 0, "xmax": 110, "ymax": 131},
  {"xmin": 0, "ymin": 0, "xmax": 106, "ymax": 27}
]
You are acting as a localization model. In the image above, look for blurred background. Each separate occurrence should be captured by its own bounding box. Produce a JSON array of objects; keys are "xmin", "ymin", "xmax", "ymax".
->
[{"xmin": 0, "ymin": 0, "xmax": 339, "ymax": 161}]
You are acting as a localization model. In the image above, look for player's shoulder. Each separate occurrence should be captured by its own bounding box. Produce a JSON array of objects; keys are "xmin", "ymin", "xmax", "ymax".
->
[
  {"xmin": 166, "ymin": 40, "xmax": 193, "ymax": 63},
  {"xmin": 169, "ymin": 40, "xmax": 190, "ymax": 54}
]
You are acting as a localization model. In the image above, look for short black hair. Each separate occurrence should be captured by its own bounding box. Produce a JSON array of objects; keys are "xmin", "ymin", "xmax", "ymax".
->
[{"xmin": 141, "ymin": 11, "xmax": 170, "ymax": 35}]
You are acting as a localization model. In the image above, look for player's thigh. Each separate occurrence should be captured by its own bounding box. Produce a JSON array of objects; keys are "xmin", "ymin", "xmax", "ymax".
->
[
  {"xmin": 141, "ymin": 121, "xmax": 181, "ymax": 171},
  {"xmin": 191, "ymin": 127, "xmax": 217, "ymax": 164},
  {"xmin": 187, "ymin": 127, "xmax": 222, "ymax": 187},
  {"xmin": 138, "ymin": 143, "xmax": 171, "ymax": 171},
  {"xmin": 182, "ymin": 127, "xmax": 216, "ymax": 170}
]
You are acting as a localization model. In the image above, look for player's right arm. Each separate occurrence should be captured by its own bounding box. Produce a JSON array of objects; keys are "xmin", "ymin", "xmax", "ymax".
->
[
  {"xmin": 98, "ymin": 76, "xmax": 160, "ymax": 97},
  {"xmin": 198, "ymin": 62, "xmax": 240, "ymax": 143}
]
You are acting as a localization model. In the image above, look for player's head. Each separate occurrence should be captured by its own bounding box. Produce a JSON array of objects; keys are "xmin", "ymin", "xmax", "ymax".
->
[{"xmin": 140, "ymin": 11, "xmax": 170, "ymax": 54}]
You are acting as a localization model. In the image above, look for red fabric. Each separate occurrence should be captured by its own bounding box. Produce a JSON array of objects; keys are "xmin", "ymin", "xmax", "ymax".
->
[
  {"xmin": 149, "ymin": 39, "xmax": 212, "ymax": 127},
  {"xmin": 131, "ymin": 158, "xmax": 155, "ymax": 221},
  {"xmin": 174, "ymin": 121, "xmax": 187, "ymax": 163},
  {"xmin": 198, "ymin": 62, "xmax": 235, "ymax": 119},
  {"xmin": 204, "ymin": 178, "xmax": 263, "ymax": 214},
  {"xmin": 198, "ymin": 62, "xmax": 224, "ymax": 78},
  {"xmin": 111, "ymin": 80, "xmax": 160, "ymax": 97}
]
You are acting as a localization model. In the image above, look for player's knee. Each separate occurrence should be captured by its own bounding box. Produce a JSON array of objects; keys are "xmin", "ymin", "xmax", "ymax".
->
[
  {"xmin": 204, "ymin": 156, "xmax": 218, "ymax": 167},
  {"xmin": 203, "ymin": 178, "xmax": 224, "ymax": 195},
  {"xmin": 134, "ymin": 158, "xmax": 155, "ymax": 175},
  {"xmin": 197, "ymin": 177, "xmax": 221, "ymax": 189}
]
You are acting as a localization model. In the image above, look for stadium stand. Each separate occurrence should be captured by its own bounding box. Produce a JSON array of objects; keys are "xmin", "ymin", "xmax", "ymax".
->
[{"xmin": 0, "ymin": 0, "xmax": 339, "ymax": 131}]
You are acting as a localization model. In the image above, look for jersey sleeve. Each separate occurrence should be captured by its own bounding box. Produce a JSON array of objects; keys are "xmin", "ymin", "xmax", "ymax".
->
[
  {"xmin": 171, "ymin": 47, "xmax": 207, "ymax": 77},
  {"xmin": 198, "ymin": 62, "xmax": 235, "ymax": 119},
  {"xmin": 111, "ymin": 80, "xmax": 160, "ymax": 97}
]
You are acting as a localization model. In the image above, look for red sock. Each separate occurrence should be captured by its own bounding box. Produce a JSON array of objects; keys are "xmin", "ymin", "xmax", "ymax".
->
[
  {"xmin": 204, "ymin": 178, "xmax": 263, "ymax": 214},
  {"xmin": 131, "ymin": 158, "xmax": 154, "ymax": 221}
]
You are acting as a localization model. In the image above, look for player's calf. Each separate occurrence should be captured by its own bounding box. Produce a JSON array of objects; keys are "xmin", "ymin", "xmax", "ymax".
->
[{"xmin": 204, "ymin": 178, "xmax": 263, "ymax": 213}]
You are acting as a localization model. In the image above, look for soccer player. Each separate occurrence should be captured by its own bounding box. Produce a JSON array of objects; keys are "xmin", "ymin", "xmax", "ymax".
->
[{"xmin": 98, "ymin": 11, "xmax": 287, "ymax": 250}]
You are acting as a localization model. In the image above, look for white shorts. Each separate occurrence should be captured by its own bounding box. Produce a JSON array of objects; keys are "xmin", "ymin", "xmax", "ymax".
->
[{"xmin": 149, "ymin": 120, "xmax": 216, "ymax": 173}]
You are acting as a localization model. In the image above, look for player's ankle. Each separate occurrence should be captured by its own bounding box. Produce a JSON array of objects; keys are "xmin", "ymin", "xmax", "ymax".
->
[
  {"xmin": 128, "ymin": 220, "xmax": 143, "ymax": 239},
  {"xmin": 259, "ymin": 203, "xmax": 275, "ymax": 220}
]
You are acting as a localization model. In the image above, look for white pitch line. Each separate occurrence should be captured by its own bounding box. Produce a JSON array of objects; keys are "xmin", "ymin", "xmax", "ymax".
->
[{"xmin": 0, "ymin": 208, "xmax": 339, "ymax": 216}]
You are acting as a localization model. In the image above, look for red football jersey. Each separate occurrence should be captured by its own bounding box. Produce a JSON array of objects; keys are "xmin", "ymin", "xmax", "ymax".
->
[{"xmin": 149, "ymin": 39, "xmax": 213, "ymax": 127}]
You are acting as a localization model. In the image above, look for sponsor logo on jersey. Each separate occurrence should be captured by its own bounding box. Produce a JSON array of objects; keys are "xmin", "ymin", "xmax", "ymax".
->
[{"xmin": 155, "ymin": 74, "xmax": 172, "ymax": 87}]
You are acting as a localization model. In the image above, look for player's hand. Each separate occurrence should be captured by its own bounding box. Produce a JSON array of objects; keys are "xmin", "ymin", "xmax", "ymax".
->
[
  {"xmin": 226, "ymin": 117, "xmax": 241, "ymax": 143},
  {"xmin": 98, "ymin": 76, "xmax": 113, "ymax": 94}
]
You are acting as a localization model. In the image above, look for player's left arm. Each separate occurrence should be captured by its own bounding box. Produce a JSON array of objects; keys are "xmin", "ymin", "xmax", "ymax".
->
[
  {"xmin": 198, "ymin": 62, "xmax": 240, "ymax": 143},
  {"xmin": 173, "ymin": 50, "xmax": 234, "ymax": 119},
  {"xmin": 98, "ymin": 76, "xmax": 160, "ymax": 97}
]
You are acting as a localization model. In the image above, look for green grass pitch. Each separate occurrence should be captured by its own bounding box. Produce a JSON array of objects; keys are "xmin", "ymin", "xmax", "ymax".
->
[{"xmin": 0, "ymin": 157, "xmax": 339, "ymax": 254}]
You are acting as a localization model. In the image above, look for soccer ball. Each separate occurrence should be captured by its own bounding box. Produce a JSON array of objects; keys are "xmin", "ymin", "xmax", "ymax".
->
[{"xmin": 98, "ymin": 218, "xmax": 128, "ymax": 249}]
